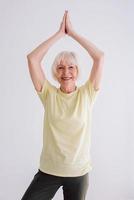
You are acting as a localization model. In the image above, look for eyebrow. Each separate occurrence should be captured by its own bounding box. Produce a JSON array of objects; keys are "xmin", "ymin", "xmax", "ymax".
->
[{"xmin": 58, "ymin": 64, "xmax": 75, "ymax": 67}]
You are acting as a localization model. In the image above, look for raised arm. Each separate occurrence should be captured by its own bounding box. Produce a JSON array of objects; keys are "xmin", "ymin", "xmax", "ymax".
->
[
  {"xmin": 27, "ymin": 11, "xmax": 67, "ymax": 92},
  {"xmin": 65, "ymin": 11, "xmax": 104, "ymax": 91}
]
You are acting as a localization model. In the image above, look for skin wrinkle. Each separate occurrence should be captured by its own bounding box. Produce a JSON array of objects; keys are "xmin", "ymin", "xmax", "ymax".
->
[{"xmin": 56, "ymin": 60, "xmax": 78, "ymax": 94}]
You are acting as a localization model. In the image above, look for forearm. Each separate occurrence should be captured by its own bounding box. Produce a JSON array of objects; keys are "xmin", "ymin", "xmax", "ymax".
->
[
  {"xmin": 70, "ymin": 31, "xmax": 104, "ymax": 61},
  {"xmin": 27, "ymin": 31, "xmax": 62, "ymax": 63}
]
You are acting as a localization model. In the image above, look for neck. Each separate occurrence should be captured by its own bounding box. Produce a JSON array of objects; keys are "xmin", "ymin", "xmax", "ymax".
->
[{"xmin": 60, "ymin": 85, "xmax": 77, "ymax": 94}]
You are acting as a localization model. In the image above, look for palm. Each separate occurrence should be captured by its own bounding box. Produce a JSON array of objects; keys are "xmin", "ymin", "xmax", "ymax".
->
[
  {"xmin": 58, "ymin": 11, "xmax": 67, "ymax": 36},
  {"xmin": 65, "ymin": 12, "xmax": 73, "ymax": 36},
  {"xmin": 58, "ymin": 11, "xmax": 73, "ymax": 37}
]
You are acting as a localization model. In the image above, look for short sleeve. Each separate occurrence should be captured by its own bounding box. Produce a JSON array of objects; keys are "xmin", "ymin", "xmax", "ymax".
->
[
  {"xmin": 84, "ymin": 79, "xmax": 100, "ymax": 106},
  {"xmin": 36, "ymin": 79, "xmax": 55, "ymax": 107}
]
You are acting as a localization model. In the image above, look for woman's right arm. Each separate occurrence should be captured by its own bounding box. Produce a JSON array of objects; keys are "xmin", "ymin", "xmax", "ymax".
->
[
  {"xmin": 27, "ymin": 31, "xmax": 63, "ymax": 92},
  {"xmin": 27, "ymin": 11, "xmax": 67, "ymax": 92}
]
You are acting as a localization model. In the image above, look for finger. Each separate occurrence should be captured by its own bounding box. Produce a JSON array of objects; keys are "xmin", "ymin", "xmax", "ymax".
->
[
  {"xmin": 64, "ymin": 10, "xmax": 68, "ymax": 20},
  {"xmin": 62, "ymin": 12, "xmax": 66, "ymax": 24},
  {"xmin": 67, "ymin": 12, "xmax": 70, "ymax": 21},
  {"xmin": 66, "ymin": 12, "xmax": 70, "ymax": 22},
  {"xmin": 63, "ymin": 11, "xmax": 67, "ymax": 26},
  {"xmin": 61, "ymin": 12, "xmax": 65, "ymax": 22},
  {"xmin": 65, "ymin": 13, "xmax": 67, "ymax": 33}
]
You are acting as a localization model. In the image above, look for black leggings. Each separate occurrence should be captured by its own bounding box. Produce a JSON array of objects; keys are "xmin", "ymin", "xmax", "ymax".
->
[{"xmin": 21, "ymin": 169, "xmax": 89, "ymax": 200}]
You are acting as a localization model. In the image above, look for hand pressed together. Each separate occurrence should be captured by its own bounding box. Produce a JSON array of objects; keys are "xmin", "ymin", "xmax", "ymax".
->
[{"xmin": 58, "ymin": 10, "xmax": 74, "ymax": 37}]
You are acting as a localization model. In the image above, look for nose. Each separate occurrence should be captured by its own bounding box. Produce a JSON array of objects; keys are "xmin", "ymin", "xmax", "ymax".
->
[{"xmin": 63, "ymin": 68, "xmax": 70, "ymax": 75}]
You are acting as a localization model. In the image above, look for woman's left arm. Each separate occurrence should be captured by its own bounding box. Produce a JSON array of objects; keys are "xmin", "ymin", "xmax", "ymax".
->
[
  {"xmin": 66, "ymin": 11, "xmax": 104, "ymax": 90},
  {"xmin": 71, "ymin": 32, "xmax": 104, "ymax": 91}
]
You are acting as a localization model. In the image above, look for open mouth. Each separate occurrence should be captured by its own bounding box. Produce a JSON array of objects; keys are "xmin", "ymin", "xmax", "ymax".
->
[{"xmin": 62, "ymin": 77, "xmax": 72, "ymax": 80}]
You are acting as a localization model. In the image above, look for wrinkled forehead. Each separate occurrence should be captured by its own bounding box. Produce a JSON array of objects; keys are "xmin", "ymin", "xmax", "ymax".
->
[{"xmin": 59, "ymin": 57, "xmax": 76, "ymax": 66}]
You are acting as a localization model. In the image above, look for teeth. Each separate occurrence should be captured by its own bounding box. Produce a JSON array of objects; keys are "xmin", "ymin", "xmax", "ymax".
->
[{"xmin": 62, "ymin": 78, "xmax": 71, "ymax": 80}]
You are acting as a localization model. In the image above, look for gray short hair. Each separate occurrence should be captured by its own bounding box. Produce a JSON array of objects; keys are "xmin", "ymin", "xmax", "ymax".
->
[{"xmin": 51, "ymin": 51, "xmax": 80, "ymax": 82}]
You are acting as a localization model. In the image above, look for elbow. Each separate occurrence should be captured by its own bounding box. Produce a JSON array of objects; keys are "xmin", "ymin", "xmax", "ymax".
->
[
  {"xmin": 100, "ymin": 51, "xmax": 105, "ymax": 61},
  {"xmin": 99, "ymin": 51, "xmax": 105, "ymax": 59},
  {"xmin": 100, "ymin": 51, "xmax": 104, "ymax": 56},
  {"xmin": 95, "ymin": 51, "xmax": 105, "ymax": 62},
  {"xmin": 27, "ymin": 54, "xmax": 33, "ymax": 60},
  {"xmin": 27, "ymin": 54, "xmax": 41, "ymax": 64},
  {"xmin": 26, "ymin": 54, "xmax": 36, "ymax": 67},
  {"xmin": 27, "ymin": 54, "xmax": 37, "ymax": 63},
  {"xmin": 100, "ymin": 51, "xmax": 105, "ymax": 58}
]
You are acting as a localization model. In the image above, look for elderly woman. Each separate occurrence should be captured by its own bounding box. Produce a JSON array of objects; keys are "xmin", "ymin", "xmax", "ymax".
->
[{"xmin": 21, "ymin": 10, "xmax": 104, "ymax": 200}]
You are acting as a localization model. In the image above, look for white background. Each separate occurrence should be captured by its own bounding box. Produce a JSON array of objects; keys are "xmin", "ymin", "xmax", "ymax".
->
[{"xmin": 0, "ymin": 0, "xmax": 133, "ymax": 200}]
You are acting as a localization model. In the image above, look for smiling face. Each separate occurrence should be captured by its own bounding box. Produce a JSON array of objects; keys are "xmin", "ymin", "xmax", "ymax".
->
[
  {"xmin": 51, "ymin": 51, "xmax": 80, "ymax": 92},
  {"xmin": 56, "ymin": 60, "xmax": 78, "ymax": 86}
]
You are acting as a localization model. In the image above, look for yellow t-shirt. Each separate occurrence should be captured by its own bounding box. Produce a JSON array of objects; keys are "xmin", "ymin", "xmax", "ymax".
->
[{"xmin": 36, "ymin": 78, "xmax": 100, "ymax": 177}]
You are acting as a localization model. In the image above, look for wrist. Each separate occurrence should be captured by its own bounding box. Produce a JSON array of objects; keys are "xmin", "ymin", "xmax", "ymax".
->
[
  {"xmin": 56, "ymin": 31, "xmax": 65, "ymax": 38},
  {"xmin": 69, "ymin": 29, "xmax": 76, "ymax": 38}
]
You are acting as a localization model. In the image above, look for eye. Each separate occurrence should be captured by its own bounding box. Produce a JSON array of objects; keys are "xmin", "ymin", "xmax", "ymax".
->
[{"xmin": 69, "ymin": 66, "xmax": 73, "ymax": 69}]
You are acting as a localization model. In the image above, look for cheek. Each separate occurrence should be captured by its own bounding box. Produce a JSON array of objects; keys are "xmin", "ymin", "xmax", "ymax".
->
[{"xmin": 56, "ymin": 70, "xmax": 61, "ymax": 76}]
